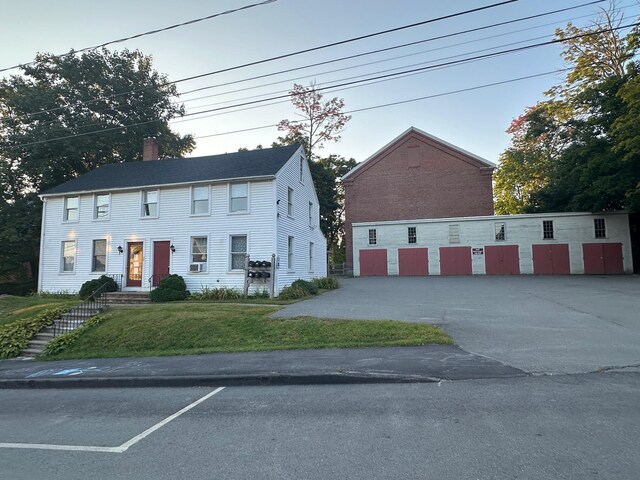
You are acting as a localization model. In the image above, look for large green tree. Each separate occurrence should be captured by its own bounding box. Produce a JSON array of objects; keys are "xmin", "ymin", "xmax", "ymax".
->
[
  {"xmin": 0, "ymin": 48, "xmax": 194, "ymax": 291},
  {"xmin": 494, "ymin": 4, "xmax": 640, "ymax": 214}
]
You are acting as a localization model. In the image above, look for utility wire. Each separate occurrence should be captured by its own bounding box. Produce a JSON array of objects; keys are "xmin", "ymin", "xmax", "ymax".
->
[
  {"xmin": 177, "ymin": 0, "xmax": 607, "ymax": 100},
  {"xmin": 7, "ymin": 0, "xmax": 609, "ymax": 131},
  {"xmin": 181, "ymin": 2, "xmax": 639, "ymax": 108},
  {"xmin": 193, "ymin": 69, "xmax": 571, "ymax": 140},
  {"xmin": 176, "ymin": 21, "xmax": 639, "ymax": 119},
  {"xmin": 23, "ymin": 0, "xmax": 618, "ymax": 132},
  {"xmin": 6, "ymin": 19, "xmax": 635, "ymax": 150},
  {"xmin": 16, "ymin": 0, "xmax": 520, "ymax": 119},
  {"xmin": 0, "ymin": 0, "xmax": 278, "ymax": 74}
]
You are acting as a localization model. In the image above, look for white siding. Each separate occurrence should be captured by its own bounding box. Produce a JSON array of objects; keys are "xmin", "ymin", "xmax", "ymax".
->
[
  {"xmin": 275, "ymin": 149, "xmax": 327, "ymax": 292},
  {"xmin": 353, "ymin": 212, "xmax": 632, "ymax": 276},
  {"xmin": 39, "ymin": 180, "xmax": 278, "ymax": 293}
]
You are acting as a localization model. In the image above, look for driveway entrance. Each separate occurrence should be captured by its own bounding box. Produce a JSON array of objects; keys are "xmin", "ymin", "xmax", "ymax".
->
[{"xmin": 274, "ymin": 276, "xmax": 640, "ymax": 374}]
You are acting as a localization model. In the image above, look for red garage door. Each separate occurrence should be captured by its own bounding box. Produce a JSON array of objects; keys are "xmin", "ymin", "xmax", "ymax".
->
[
  {"xmin": 439, "ymin": 246, "xmax": 472, "ymax": 275},
  {"xmin": 398, "ymin": 248, "xmax": 429, "ymax": 276},
  {"xmin": 359, "ymin": 249, "xmax": 388, "ymax": 276},
  {"xmin": 485, "ymin": 245, "xmax": 520, "ymax": 275},
  {"xmin": 532, "ymin": 244, "xmax": 570, "ymax": 275},
  {"xmin": 583, "ymin": 243, "xmax": 624, "ymax": 274}
]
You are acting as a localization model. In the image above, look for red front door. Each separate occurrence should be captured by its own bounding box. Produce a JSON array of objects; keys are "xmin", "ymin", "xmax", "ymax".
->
[
  {"xmin": 359, "ymin": 249, "xmax": 388, "ymax": 276},
  {"xmin": 153, "ymin": 241, "xmax": 171, "ymax": 286},
  {"xmin": 126, "ymin": 242, "xmax": 143, "ymax": 287},
  {"xmin": 398, "ymin": 248, "xmax": 429, "ymax": 276}
]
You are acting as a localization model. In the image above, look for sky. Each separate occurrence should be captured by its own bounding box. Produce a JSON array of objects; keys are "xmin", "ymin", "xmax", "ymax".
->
[{"xmin": 0, "ymin": 0, "xmax": 637, "ymax": 165}]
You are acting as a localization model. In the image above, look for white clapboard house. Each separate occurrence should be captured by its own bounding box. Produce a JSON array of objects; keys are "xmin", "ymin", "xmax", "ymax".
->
[{"xmin": 38, "ymin": 142, "xmax": 327, "ymax": 295}]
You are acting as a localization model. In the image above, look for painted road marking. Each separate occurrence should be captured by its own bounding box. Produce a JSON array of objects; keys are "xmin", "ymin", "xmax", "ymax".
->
[{"xmin": 0, "ymin": 387, "xmax": 225, "ymax": 454}]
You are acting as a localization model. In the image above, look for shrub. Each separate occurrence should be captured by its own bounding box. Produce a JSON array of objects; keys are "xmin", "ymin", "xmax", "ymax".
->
[
  {"xmin": 79, "ymin": 275, "xmax": 118, "ymax": 300},
  {"xmin": 150, "ymin": 274, "xmax": 189, "ymax": 302},
  {"xmin": 277, "ymin": 285, "xmax": 312, "ymax": 300},
  {"xmin": 0, "ymin": 307, "xmax": 68, "ymax": 359},
  {"xmin": 251, "ymin": 288, "xmax": 270, "ymax": 299},
  {"xmin": 30, "ymin": 290, "xmax": 78, "ymax": 299},
  {"xmin": 311, "ymin": 277, "xmax": 339, "ymax": 290},
  {"xmin": 291, "ymin": 279, "xmax": 319, "ymax": 295},
  {"xmin": 190, "ymin": 286, "xmax": 243, "ymax": 301}
]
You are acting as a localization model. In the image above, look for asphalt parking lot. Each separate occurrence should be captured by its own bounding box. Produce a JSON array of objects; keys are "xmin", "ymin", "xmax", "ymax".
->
[{"xmin": 274, "ymin": 276, "xmax": 640, "ymax": 374}]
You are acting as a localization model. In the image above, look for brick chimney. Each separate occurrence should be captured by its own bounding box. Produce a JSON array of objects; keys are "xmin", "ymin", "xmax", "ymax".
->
[{"xmin": 143, "ymin": 137, "xmax": 159, "ymax": 161}]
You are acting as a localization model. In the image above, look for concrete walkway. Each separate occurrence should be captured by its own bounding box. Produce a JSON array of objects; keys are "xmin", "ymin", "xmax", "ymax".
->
[{"xmin": 274, "ymin": 276, "xmax": 640, "ymax": 374}]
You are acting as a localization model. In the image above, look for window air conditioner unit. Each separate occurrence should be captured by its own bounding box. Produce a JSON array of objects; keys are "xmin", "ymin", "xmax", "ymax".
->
[{"xmin": 190, "ymin": 263, "xmax": 204, "ymax": 272}]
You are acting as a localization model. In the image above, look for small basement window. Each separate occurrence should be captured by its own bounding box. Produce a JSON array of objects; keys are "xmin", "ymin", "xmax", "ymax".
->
[{"xmin": 594, "ymin": 218, "xmax": 606, "ymax": 238}]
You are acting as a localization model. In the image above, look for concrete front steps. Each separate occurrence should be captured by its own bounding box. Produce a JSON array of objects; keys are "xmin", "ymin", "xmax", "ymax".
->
[
  {"xmin": 104, "ymin": 291, "xmax": 151, "ymax": 305},
  {"xmin": 19, "ymin": 307, "xmax": 106, "ymax": 359}
]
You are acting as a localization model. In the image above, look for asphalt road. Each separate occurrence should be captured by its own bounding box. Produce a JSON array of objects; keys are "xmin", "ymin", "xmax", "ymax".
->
[
  {"xmin": 2, "ymin": 373, "xmax": 640, "ymax": 480},
  {"xmin": 274, "ymin": 276, "xmax": 640, "ymax": 374}
]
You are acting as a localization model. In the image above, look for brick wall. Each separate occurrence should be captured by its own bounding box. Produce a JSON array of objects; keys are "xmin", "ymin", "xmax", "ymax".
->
[{"xmin": 343, "ymin": 129, "xmax": 494, "ymax": 267}]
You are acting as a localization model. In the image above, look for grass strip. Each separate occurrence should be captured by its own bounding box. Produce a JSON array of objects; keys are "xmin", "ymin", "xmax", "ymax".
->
[{"xmin": 40, "ymin": 303, "xmax": 452, "ymax": 360}]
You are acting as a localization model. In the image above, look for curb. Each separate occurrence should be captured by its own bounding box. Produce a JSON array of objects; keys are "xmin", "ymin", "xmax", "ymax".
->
[{"xmin": 0, "ymin": 372, "xmax": 442, "ymax": 389}]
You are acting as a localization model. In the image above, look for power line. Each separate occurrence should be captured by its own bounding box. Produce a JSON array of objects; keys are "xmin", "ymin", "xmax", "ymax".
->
[
  {"xmin": 7, "ymin": 19, "xmax": 635, "ymax": 150},
  {"xmin": 180, "ymin": 1, "xmax": 639, "ymax": 109},
  {"xmin": 192, "ymin": 69, "xmax": 571, "ymax": 140},
  {"xmin": 9, "ymin": 0, "xmax": 610, "ymax": 133},
  {"xmin": 176, "ymin": 21, "xmax": 639, "ymax": 120},
  {"xmin": 0, "ymin": 0, "xmax": 278, "ymax": 74},
  {"xmin": 177, "ymin": 0, "xmax": 608, "ymax": 100},
  {"xmin": 17, "ymin": 0, "xmax": 520, "ymax": 119}
]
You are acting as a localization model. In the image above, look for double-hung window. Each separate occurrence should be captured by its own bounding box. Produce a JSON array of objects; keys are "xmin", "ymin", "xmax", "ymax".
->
[
  {"xmin": 408, "ymin": 227, "xmax": 417, "ymax": 244},
  {"xmin": 92, "ymin": 239, "xmax": 106, "ymax": 272},
  {"xmin": 287, "ymin": 188, "xmax": 294, "ymax": 217},
  {"xmin": 495, "ymin": 222, "xmax": 506, "ymax": 241},
  {"xmin": 142, "ymin": 190, "xmax": 158, "ymax": 217},
  {"xmin": 230, "ymin": 235, "xmax": 247, "ymax": 270},
  {"xmin": 288, "ymin": 236, "xmax": 294, "ymax": 270},
  {"xmin": 368, "ymin": 229, "xmax": 377, "ymax": 245},
  {"xmin": 192, "ymin": 186, "xmax": 209, "ymax": 215},
  {"xmin": 230, "ymin": 183, "xmax": 248, "ymax": 213},
  {"xmin": 190, "ymin": 237, "xmax": 208, "ymax": 272},
  {"xmin": 61, "ymin": 241, "xmax": 76, "ymax": 272},
  {"xmin": 94, "ymin": 194, "xmax": 109, "ymax": 219},
  {"xmin": 449, "ymin": 225, "xmax": 460, "ymax": 244},
  {"xmin": 594, "ymin": 218, "xmax": 606, "ymax": 238},
  {"xmin": 64, "ymin": 196, "xmax": 79, "ymax": 222},
  {"xmin": 543, "ymin": 220, "xmax": 554, "ymax": 240}
]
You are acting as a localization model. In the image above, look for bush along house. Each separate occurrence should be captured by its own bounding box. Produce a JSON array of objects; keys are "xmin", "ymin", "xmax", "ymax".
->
[{"xmin": 37, "ymin": 140, "xmax": 327, "ymax": 296}]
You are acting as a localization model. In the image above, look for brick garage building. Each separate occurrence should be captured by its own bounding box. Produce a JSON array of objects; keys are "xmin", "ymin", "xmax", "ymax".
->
[
  {"xmin": 342, "ymin": 127, "xmax": 494, "ymax": 269},
  {"xmin": 352, "ymin": 212, "xmax": 633, "ymax": 276}
]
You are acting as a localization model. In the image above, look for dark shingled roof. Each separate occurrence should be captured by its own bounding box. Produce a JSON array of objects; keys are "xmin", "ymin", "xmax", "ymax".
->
[{"xmin": 42, "ymin": 144, "xmax": 301, "ymax": 196}]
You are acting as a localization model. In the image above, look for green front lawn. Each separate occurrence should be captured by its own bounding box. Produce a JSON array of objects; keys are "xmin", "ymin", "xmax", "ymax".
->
[
  {"xmin": 40, "ymin": 303, "xmax": 453, "ymax": 360},
  {"xmin": 0, "ymin": 295, "xmax": 79, "ymax": 327}
]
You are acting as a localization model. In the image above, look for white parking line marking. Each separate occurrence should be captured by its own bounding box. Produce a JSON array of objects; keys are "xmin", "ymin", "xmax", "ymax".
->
[
  {"xmin": 0, "ymin": 387, "xmax": 226, "ymax": 454},
  {"xmin": 117, "ymin": 386, "xmax": 225, "ymax": 452}
]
